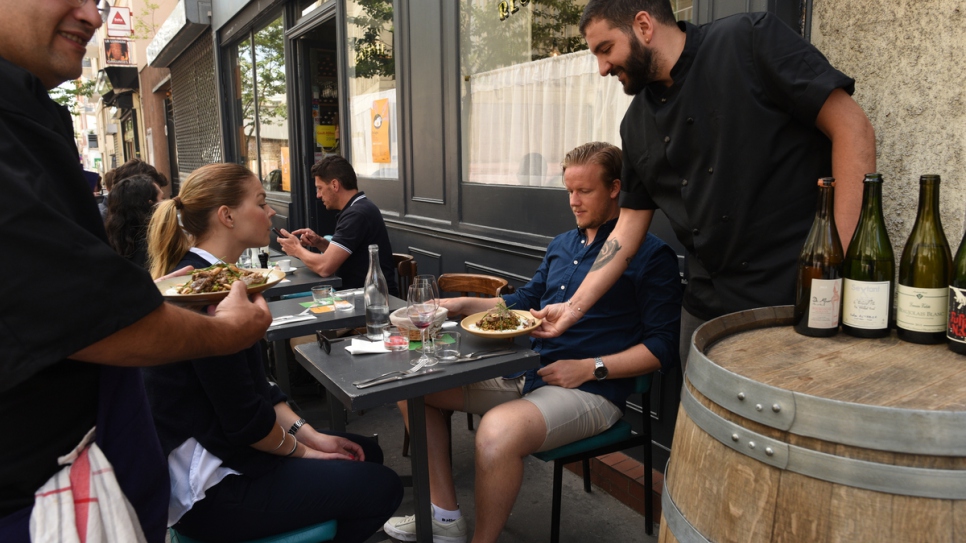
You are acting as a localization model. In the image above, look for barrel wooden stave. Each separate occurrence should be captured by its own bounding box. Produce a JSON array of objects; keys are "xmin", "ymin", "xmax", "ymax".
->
[
  {"xmin": 664, "ymin": 384, "xmax": 964, "ymax": 543},
  {"xmin": 661, "ymin": 308, "xmax": 966, "ymax": 543}
]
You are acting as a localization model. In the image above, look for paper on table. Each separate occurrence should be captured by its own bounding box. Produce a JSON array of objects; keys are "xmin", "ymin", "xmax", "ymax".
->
[
  {"xmin": 345, "ymin": 338, "xmax": 391, "ymax": 355},
  {"xmin": 269, "ymin": 314, "xmax": 316, "ymax": 328}
]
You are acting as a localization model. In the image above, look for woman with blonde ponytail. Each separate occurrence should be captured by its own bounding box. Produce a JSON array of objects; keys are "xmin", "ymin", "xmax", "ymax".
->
[{"xmin": 142, "ymin": 163, "xmax": 401, "ymax": 543}]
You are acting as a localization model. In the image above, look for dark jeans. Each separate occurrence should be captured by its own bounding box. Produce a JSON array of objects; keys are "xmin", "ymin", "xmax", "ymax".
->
[{"xmin": 173, "ymin": 432, "xmax": 403, "ymax": 543}]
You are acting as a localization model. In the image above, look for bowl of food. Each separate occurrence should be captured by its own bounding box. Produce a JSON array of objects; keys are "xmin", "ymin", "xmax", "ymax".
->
[
  {"xmin": 389, "ymin": 306, "xmax": 449, "ymax": 341},
  {"xmin": 461, "ymin": 302, "xmax": 540, "ymax": 339},
  {"xmin": 156, "ymin": 264, "xmax": 285, "ymax": 305}
]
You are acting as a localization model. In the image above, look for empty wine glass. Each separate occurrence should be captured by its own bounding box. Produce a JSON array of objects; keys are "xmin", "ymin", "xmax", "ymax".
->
[
  {"xmin": 408, "ymin": 283, "xmax": 438, "ymax": 366},
  {"xmin": 413, "ymin": 275, "xmax": 440, "ymax": 351}
]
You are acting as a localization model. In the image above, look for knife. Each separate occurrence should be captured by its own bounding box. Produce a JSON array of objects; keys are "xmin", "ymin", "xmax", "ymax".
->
[{"xmin": 354, "ymin": 368, "xmax": 445, "ymax": 389}]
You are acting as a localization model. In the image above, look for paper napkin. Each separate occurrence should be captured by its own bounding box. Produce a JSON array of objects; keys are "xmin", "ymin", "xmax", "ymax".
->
[{"xmin": 345, "ymin": 338, "xmax": 390, "ymax": 355}]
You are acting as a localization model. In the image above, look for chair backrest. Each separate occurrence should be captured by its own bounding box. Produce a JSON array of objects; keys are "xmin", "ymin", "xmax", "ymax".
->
[
  {"xmin": 438, "ymin": 273, "xmax": 511, "ymax": 297},
  {"xmin": 634, "ymin": 373, "xmax": 653, "ymax": 395},
  {"xmin": 393, "ymin": 253, "xmax": 417, "ymax": 295}
]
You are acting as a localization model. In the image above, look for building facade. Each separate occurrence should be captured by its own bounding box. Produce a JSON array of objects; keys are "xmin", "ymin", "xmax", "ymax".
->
[{"xmin": 84, "ymin": 0, "xmax": 965, "ymax": 470}]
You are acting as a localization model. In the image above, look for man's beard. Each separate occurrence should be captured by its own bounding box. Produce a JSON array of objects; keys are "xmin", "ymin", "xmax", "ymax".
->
[{"xmin": 619, "ymin": 35, "xmax": 658, "ymax": 96}]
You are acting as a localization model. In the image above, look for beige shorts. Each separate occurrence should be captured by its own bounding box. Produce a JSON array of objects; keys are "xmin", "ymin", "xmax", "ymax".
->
[{"xmin": 462, "ymin": 377, "xmax": 623, "ymax": 452}]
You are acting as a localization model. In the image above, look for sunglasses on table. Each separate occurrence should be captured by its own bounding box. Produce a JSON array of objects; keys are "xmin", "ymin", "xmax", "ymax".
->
[{"xmin": 316, "ymin": 330, "xmax": 353, "ymax": 355}]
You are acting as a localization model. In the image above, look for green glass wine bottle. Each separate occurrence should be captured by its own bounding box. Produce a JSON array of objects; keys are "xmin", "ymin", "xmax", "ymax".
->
[
  {"xmin": 794, "ymin": 177, "xmax": 844, "ymax": 337},
  {"xmin": 897, "ymin": 175, "xmax": 951, "ymax": 344},
  {"xmin": 947, "ymin": 231, "xmax": 966, "ymax": 353},
  {"xmin": 841, "ymin": 174, "xmax": 894, "ymax": 338}
]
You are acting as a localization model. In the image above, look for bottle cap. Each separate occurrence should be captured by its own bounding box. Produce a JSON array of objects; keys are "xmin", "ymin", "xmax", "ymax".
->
[{"xmin": 818, "ymin": 177, "xmax": 835, "ymax": 187}]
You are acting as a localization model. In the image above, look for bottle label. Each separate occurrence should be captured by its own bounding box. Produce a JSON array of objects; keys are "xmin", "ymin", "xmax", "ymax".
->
[
  {"xmin": 841, "ymin": 279, "xmax": 890, "ymax": 329},
  {"xmin": 896, "ymin": 285, "xmax": 947, "ymax": 332},
  {"xmin": 807, "ymin": 278, "xmax": 842, "ymax": 329},
  {"xmin": 948, "ymin": 287, "xmax": 966, "ymax": 343}
]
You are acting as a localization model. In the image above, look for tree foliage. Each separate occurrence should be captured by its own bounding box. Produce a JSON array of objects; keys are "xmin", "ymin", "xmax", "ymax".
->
[
  {"xmin": 237, "ymin": 17, "xmax": 288, "ymax": 144},
  {"xmin": 49, "ymin": 79, "xmax": 97, "ymax": 116},
  {"xmin": 460, "ymin": 0, "xmax": 586, "ymax": 75},
  {"xmin": 348, "ymin": 0, "xmax": 394, "ymax": 79}
]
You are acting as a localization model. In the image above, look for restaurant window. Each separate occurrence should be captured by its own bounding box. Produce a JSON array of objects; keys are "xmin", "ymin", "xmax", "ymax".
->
[
  {"xmin": 345, "ymin": 0, "xmax": 398, "ymax": 179},
  {"xmin": 459, "ymin": 0, "xmax": 692, "ymax": 186},
  {"xmin": 230, "ymin": 15, "xmax": 291, "ymax": 192}
]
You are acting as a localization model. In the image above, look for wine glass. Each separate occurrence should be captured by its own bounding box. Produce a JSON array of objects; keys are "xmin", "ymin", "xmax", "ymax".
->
[
  {"xmin": 413, "ymin": 275, "xmax": 440, "ymax": 353},
  {"xmin": 408, "ymin": 283, "xmax": 439, "ymax": 366}
]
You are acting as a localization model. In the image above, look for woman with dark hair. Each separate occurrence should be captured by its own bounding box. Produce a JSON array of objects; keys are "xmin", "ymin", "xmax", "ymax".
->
[
  {"xmin": 144, "ymin": 163, "xmax": 402, "ymax": 543},
  {"xmin": 104, "ymin": 174, "xmax": 163, "ymax": 268}
]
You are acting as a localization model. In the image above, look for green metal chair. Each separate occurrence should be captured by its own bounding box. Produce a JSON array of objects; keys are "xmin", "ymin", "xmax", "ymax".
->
[
  {"xmin": 532, "ymin": 374, "xmax": 654, "ymax": 542},
  {"xmin": 169, "ymin": 520, "xmax": 337, "ymax": 543}
]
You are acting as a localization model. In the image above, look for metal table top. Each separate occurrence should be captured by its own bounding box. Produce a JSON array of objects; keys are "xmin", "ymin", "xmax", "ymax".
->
[{"xmin": 293, "ymin": 333, "xmax": 540, "ymax": 412}]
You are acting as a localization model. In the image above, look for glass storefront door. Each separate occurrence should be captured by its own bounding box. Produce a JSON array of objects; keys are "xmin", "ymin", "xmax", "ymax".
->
[{"xmin": 292, "ymin": 17, "xmax": 342, "ymax": 236}]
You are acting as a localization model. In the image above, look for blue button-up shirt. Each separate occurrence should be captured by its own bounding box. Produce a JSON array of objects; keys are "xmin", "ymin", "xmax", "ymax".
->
[{"xmin": 503, "ymin": 219, "xmax": 682, "ymax": 411}]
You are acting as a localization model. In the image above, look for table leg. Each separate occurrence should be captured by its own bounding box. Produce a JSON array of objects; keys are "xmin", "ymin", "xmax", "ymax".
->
[
  {"xmin": 328, "ymin": 390, "xmax": 347, "ymax": 433},
  {"xmin": 272, "ymin": 339, "xmax": 292, "ymax": 397},
  {"xmin": 407, "ymin": 396, "xmax": 434, "ymax": 543}
]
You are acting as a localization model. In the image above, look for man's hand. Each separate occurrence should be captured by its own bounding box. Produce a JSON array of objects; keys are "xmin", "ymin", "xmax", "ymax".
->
[
  {"xmin": 300, "ymin": 432, "xmax": 364, "ymax": 461},
  {"xmin": 277, "ymin": 228, "xmax": 305, "ymax": 256},
  {"xmin": 290, "ymin": 228, "xmax": 324, "ymax": 250},
  {"xmin": 537, "ymin": 359, "xmax": 593, "ymax": 388},
  {"xmin": 530, "ymin": 302, "xmax": 579, "ymax": 338}
]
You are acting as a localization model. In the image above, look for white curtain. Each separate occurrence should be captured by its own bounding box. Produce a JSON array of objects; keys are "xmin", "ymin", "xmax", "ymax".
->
[{"xmin": 462, "ymin": 49, "xmax": 633, "ymax": 186}]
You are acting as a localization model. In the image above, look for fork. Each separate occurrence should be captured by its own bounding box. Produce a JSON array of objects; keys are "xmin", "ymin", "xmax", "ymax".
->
[{"xmin": 352, "ymin": 358, "xmax": 431, "ymax": 386}]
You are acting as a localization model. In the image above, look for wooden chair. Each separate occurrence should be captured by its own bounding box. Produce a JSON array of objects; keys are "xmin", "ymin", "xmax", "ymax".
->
[
  {"xmin": 437, "ymin": 273, "xmax": 512, "ymax": 297},
  {"xmin": 531, "ymin": 374, "xmax": 654, "ymax": 541},
  {"xmin": 393, "ymin": 253, "xmax": 417, "ymax": 295}
]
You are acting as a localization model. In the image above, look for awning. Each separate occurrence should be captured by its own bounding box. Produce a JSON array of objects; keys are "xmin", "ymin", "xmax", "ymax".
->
[
  {"xmin": 95, "ymin": 67, "xmax": 139, "ymax": 95},
  {"xmin": 102, "ymin": 90, "xmax": 134, "ymax": 110},
  {"xmin": 147, "ymin": 0, "xmax": 211, "ymax": 68}
]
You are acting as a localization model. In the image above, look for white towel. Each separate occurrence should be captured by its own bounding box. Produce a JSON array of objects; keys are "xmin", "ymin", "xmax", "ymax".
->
[
  {"xmin": 30, "ymin": 427, "xmax": 147, "ymax": 543},
  {"xmin": 345, "ymin": 338, "xmax": 391, "ymax": 355}
]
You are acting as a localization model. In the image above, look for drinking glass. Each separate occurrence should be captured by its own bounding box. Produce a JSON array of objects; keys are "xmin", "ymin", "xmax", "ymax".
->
[
  {"xmin": 311, "ymin": 285, "xmax": 334, "ymax": 306},
  {"xmin": 407, "ymin": 283, "xmax": 439, "ymax": 366}
]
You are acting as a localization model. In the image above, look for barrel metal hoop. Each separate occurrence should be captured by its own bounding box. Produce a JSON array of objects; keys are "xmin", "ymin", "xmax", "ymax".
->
[
  {"xmin": 687, "ymin": 339, "xmax": 796, "ymax": 431},
  {"xmin": 688, "ymin": 305, "xmax": 966, "ymax": 456},
  {"xmin": 662, "ymin": 466, "xmax": 713, "ymax": 543},
  {"xmin": 681, "ymin": 383, "xmax": 966, "ymax": 500}
]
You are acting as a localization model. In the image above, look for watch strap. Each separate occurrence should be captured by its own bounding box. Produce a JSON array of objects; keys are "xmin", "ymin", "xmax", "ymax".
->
[{"xmin": 288, "ymin": 418, "xmax": 306, "ymax": 436}]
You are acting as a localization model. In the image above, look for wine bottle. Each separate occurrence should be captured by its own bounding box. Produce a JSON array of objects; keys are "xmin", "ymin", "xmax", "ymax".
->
[
  {"xmin": 794, "ymin": 177, "xmax": 844, "ymax": 337},
  {"xmin": 841, "ymin": 173, "xmax": 894, "ymax": 338},
  {"xmin": 364, "ymin": 244, "xmax": 390, "ymax": 340},
  {"xmin": 897, "ymin": 175, "xmax": 952, "ymax": 344},
  {"xmin": 947, "ymin": 231, "xmax": 966, "ymax": 353}
]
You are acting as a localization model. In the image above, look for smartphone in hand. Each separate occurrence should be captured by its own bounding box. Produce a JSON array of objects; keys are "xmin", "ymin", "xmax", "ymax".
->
[{"xmin": 273, "ymin": 227, "xmax": 287, "ymax": 238}]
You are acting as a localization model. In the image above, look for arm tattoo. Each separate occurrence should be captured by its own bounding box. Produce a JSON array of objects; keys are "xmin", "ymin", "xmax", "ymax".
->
[{"xmin": 590, "ymin": 239, "xmax": 622, "ymax": 272}]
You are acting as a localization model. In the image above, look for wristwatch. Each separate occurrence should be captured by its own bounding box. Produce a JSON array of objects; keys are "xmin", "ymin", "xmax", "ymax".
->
[{"xmin": 593, "ymin": 357, "xmax": 608, "ymax": 381}]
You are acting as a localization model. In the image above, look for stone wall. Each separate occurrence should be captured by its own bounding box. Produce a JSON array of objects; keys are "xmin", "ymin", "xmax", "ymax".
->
[{"xmin": 812, "ymin": 0, "xmax": 966, "ymax": 250}]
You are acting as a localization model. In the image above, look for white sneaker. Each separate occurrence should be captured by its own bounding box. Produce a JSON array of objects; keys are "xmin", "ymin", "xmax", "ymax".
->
[{"xmin": 383, "ymin": 514, "xmax": 467, "ymax": 543}]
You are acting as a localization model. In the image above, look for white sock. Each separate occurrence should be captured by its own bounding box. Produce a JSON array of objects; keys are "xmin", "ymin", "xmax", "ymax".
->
[{"xmin": 432, "ymin": 504, "xmax": 461, "ymax": 523}]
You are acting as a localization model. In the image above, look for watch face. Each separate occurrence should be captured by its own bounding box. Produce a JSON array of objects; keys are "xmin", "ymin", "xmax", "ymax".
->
[{"xmin": 594, "ymin": 366, "xmax": 608, "ymax": 379}]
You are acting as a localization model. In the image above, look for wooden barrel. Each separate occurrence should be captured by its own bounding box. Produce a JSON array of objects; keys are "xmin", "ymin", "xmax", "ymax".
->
[{"xmin": 659, "ymin": 306, "xmax": 966, "ymax": 543}]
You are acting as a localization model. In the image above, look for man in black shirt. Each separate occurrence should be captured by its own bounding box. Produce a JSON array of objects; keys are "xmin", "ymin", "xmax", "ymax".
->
[
  {"xmin": 0, "ymin": 4, "xmax": 272, "ymax": 541},
  {"xmin": 533, "ymin": 0, "xmax": 876, "ymax": 368},
  {"xmin": 279, "ymin": 156, "xmax": 398, "ymax": 295}
]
